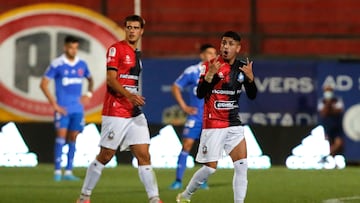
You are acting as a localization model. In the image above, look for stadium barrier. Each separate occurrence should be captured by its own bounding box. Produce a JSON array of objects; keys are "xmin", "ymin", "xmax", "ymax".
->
[{"xmin": 0, "ymin": 122, "xmax": 312, "ymax": 166}]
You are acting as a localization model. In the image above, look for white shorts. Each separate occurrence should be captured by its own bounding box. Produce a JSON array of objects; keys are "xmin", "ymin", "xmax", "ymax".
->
[
  {"xmin": 99, "ymin": 114, "xmax": 150, "ymax": 151},
  {"xmin": 196, "ymin": 126, "xmax": 245, "ymax": 163}
]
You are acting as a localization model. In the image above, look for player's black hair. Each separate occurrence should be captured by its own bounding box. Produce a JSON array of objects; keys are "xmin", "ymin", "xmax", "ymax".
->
[
  {"xmin": 221, "ymin": 31, "xmax": 241, "ymax": 42},
  {"xmin": 124, "ymin": 15, "xmax": 145, "ymax": 28},
  {"xmin": 64, "ymin": 35, "xmax": 79, "ymax": 44},
  {"xmin": 199, "ymin": 44, "xmax": 215, "ymax": 53}
]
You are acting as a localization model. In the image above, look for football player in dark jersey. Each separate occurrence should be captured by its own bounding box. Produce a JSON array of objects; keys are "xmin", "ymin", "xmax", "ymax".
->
[{"xmin": 177, "ymin": 31, "xmax": 257, "ymax": 203}]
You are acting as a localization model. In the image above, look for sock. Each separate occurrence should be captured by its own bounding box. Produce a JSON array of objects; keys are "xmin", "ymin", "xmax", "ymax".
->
[
  {"xmin": 66, "ymin": 141, "xmax": 76, "ymax": 171},
  {"xmin": 233, "ymin": 159, "xmax": 248, "ymax": 203},
  {"xmin": 81, "ymin": 159, "xmax": 105, "ymax": 196},
  {"xmin": 176, "ymin": 151, "xmax": 189, "ymax": 181},
  {"xmin": 54, "ymin": 137, "xmax": 66, "ymax": 170},
  {"xmin": 182, "ymin": 165, "xmax": 216, "ymax": 199},
  {"xmin": 64, "ymin": 170, "xmax": 73, "ymax": 176},
  {"xmin": 138, "ymin": 165, "xmax": 159, "ymax": 199}
]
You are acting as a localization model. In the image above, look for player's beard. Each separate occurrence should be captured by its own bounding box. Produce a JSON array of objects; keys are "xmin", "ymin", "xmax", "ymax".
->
[
  {"xmin": 65, "ymin": 52, "xmax": 76, "ymax": 60},
  {"xmin": 127, "ymin": 34, "xmax": 139, "ymax": 45}
]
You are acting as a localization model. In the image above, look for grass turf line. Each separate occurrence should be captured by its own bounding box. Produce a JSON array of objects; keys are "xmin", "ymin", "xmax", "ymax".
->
[{"xmin": 0, "ymin": 164, "xmax": 359, "ymax": 203}]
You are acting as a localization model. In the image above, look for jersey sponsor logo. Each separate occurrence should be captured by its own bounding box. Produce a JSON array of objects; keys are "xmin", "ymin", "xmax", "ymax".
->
[
  {"xmin": 214, "ymin": 100, "xmax": 238, "ymax": 110},
  {"xmin": 109, "ymin": 47, "xmax": 116, "ymax": 57},
  {"xmin": 0, "ymin": 3, "xmax": 124, "ymax": 121},
  {"xmin": 212, "ymin": 89, "xmax": 241, "ymax": 95},
  {"xmin": 185, "ymin": 119, "xmax": 196, "ymax": 128},
  {"xmin": 124, "ymin": 85, "xmax": 139, "ymax": 94},
  {"xmin": 62, "ymin": 77, "xmax": 83, "ymax": 86},
  {"xmin": 119, "ymin": 74, "xmax": 139, "ymax": 80}
]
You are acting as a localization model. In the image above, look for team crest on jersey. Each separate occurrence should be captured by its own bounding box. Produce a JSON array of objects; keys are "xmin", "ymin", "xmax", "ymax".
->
[
  {"xmin": 124, "ymin": 55, "xmax": 132, "ymax": 64},
  {"xmin": 77, "ymin": 68, "xmax": 84, "ymax": 76},
  {"xmin": 109, "ymin": 47, "xmax": 116, "ymax": 57},
  {"xmin": 64, "ymin": 70, "xmax": 69, "ymax": 75},
  {"xmin": 237, "ymin": 72, "xmax": 245, "ymax": 83}
]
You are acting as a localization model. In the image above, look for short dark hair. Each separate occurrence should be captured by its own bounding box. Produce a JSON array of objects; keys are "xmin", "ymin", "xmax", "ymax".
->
[
  {"xmin": 199, "ymin": 44, "xmax": 215, "ymax": 53},
  {"xmin": 124, "ymin": 15, "xmax": 145, "ymax": 28},
  {"xmin": 64, "ymin": 35, "xmax": 79, "ymax": 44},
  {"xmin": 221, "ymin": 31, "xmax": 241, "ymax": 42}
]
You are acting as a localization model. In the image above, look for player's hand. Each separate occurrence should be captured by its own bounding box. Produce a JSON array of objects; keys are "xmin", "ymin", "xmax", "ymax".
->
[
  {"xmin": 53, "ymin": 103, "xmax": 67, "ymax": 115},
  {"xmin": 128, "ymin": 94, "xmax": 145, "ymax": 106},
  {"xmin": 205, "ymin": 55, "xmax": 223, "ymax": 82},
  {"xmin": 181, "ymin": 105, "xmax": 198, "ymax": 115},
  {"xmin": 80, "ymin": 95, "xmax": 91, "ymax": 106},
  {"xmin": 207, "ymin": 55, "xmax": 222, "ymax": 76},
  {"xmin": 239, "ymin": 57, "xmax": 254, "ymax": 82}
]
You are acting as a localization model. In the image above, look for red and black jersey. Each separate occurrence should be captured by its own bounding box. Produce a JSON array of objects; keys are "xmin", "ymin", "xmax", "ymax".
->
[
  {"xmin": 102, "ymin": 40, "xmax": 142, "ymax": 118},
  {"xmin": 197, "ymin": 57, "xmax": 257, "ymax": 129}
]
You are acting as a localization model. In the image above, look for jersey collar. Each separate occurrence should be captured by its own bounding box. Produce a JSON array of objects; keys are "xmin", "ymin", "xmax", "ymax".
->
[{"xmin": 61, "ymin": 54, "xmax": 79, "ymax": 67}]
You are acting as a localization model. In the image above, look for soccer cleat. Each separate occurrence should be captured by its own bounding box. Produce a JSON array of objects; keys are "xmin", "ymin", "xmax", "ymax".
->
[
  {"xmin": 54, "ymin": 174, "xmax": 62, "ymax": 181},
  {"xmin": 169, "ymin": 180, "xmax": 182, "ymax": 190},
  {"xmin": 76, "ymin": 199, "xmax": 90, "ymax": 203},
  {"xmin": 63, "ymin": 174, "xmax": 80, "ymax": 181},
  {"xmin": 200, "ymin": 182, "xmax": 209, "ymax": 190},
  {"xmin": 176, "ymin": 193, "xmax": 191, "ymax": 203},
  {"xmin": 149, "ymin": 196, "xmax": 163, "ymax": 203}
]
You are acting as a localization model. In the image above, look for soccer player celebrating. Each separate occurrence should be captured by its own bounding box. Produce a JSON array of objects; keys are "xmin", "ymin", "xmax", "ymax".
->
[
  {"xmin": 40, "ymin": 36, "xmax": 94, "ymax": 181},
  {"xmin": 169, "ymin": 44, "xmax": 216, "ymax": 190},
  {"xmin": 177, "ymin": 31, "xmax": 257, "ymax": 203},
  {"xmin": 77, "ymin": 15, "xmax": 162, "ymax": 203}
]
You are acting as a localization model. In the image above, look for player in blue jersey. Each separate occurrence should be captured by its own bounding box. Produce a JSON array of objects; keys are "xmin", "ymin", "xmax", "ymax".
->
[
  {"xmin": 40, "ymin": 36, "xmax": 94, "ymax": 181},
  {"xmin": 169, "ymin": 44, "xmax": 216, "ymax": 190}
]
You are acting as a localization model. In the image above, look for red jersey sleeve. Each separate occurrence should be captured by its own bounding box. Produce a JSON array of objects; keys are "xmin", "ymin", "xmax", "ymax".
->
[{"xmin": 106, "ymin": 44, "xmax": 121, "ymax": 69}]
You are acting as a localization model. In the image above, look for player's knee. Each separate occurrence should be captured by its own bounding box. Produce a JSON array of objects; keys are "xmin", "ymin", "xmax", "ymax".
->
[
  {"xmin": 96, "ymin": 148, "xmax": 115, "ymax": 165},
  {"xmin": 205, "ymin": 162, "xmax": 218, "ymax": 170},
  {"xmin": 136, "ymin": 153, "xmax": 151, "ymax": 165},
  {"xmin": 182, "ymin": 139, "xmax": 194, "ymax": 151},
  {"xmin": 182, "ymin": 144, "xmax": 192, "ymax": 152}
]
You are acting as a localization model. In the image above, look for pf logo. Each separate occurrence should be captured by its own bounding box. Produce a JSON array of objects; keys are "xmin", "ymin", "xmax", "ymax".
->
[{"xmin": 0, "ymin": 3, "xmax": 124, "ymax": 121}]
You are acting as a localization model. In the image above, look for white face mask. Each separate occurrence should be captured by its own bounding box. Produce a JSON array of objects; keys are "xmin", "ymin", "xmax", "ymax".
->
[{"xmin": 324, "ymin": 90, "xmax": 334, "ymax": 100}]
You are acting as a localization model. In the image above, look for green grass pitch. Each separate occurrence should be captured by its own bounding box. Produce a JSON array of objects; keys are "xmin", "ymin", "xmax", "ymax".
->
[{"xmin": 0, "ymin": 164, "xmax": 359, "ymax": 203}]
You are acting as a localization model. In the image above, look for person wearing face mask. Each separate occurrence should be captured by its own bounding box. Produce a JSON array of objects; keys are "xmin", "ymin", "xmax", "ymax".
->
[{"xmin": 318, "ymin": 86, "xmax": 345, "ymax": 156}]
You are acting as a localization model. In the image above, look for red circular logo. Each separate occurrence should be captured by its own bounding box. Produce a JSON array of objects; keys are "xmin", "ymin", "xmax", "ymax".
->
[{"xmin": 0, "ymin": 3, "xmax": 124, "ymax": 121}]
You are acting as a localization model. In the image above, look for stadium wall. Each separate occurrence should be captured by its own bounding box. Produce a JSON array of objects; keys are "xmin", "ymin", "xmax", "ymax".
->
[{"xmin": 0, "ymin": 0, "xmax": 359, "ymax": 57}]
